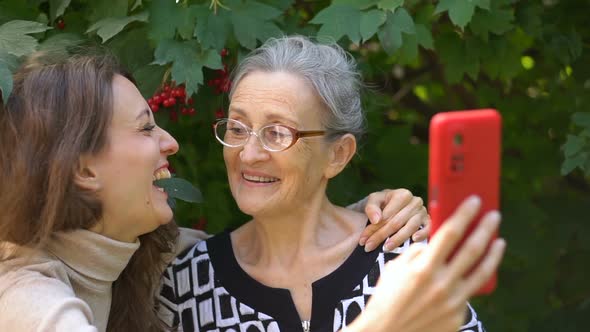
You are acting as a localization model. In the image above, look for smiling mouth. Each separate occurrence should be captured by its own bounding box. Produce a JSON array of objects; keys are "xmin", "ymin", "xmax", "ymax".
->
[
  {"xmin": 153, "ymin": 168, "xmax": 171, "ymax": 192},
  {"xmin": 242, "ymin": 173, "xmax": 280, "ymax": 183}
]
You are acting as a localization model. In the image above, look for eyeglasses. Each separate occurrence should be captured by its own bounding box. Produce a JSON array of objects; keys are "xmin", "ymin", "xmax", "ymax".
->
[{"xmin": 213, "ymin": 118, "xmax": 326, "ymax": 152}]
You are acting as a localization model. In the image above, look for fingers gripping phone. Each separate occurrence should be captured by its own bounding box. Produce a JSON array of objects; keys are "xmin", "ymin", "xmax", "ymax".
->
[{"xmin": 428, "ymin": 109, "xmax": 501, "ymax": 295}]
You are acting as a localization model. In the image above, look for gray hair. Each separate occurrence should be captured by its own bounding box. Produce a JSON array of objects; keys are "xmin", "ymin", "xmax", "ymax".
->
[{"xmin": 229, "ymin": 35, "xmax": 365, "ymax": 141}]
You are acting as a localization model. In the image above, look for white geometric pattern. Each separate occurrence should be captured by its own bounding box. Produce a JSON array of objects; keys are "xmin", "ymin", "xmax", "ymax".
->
[{"xmin": 159, "ymin": 236, "xmax": 485, "ymax": 331}]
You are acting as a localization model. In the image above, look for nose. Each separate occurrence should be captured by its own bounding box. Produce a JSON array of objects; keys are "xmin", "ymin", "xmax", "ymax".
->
[
  {"xmin": 239, "ymin": 134, "xmax": 269, "ymax": 164},
  {"xmin": 159, "ymin": 127, "xmax": 179, "ymax": 156}
]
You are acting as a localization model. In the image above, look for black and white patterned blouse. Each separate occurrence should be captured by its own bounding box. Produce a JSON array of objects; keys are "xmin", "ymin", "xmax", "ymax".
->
[{"xmin": 158, "ymin": 230, "xmax": 485, "ymax": 332}]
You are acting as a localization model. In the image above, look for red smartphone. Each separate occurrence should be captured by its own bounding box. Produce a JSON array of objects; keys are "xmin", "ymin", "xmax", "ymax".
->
[{"xmin": 428, "ymin": 109, "xmax": 501, "ymax": 295}]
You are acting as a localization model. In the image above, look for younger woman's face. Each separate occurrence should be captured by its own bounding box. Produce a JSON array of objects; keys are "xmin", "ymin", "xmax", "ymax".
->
[{"xmin": 88, "ymin": 74, "xmax": 179, "ymax": 242}]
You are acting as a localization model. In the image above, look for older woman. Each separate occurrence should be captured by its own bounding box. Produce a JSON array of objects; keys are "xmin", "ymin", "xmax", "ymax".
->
[
  {"xmin": 0, "ymin": 51, "xmax": 429, "ymax": 332},
  {"xmin": 159, "ymin": 36, "xmax": 504, "ymax": 332}
]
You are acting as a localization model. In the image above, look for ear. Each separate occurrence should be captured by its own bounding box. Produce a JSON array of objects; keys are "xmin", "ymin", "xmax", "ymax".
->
[
  {"xmin": 74, "ymin": 154, "xmax": 102, "ymax": 192},
  {"xmin": 324, "ymin": 133, "xmax": 357, "ymax": 179}
]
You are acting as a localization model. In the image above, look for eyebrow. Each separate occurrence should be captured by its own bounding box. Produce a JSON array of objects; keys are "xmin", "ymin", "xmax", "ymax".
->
[{"xmin": 135, "ymin": 108, "xmax": 151, "ymax": 121}]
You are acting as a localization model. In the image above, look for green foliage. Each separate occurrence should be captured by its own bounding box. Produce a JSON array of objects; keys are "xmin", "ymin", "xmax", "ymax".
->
[
  {"xmin": 154, "ymin": 177, "xmax": 203, "ymax": 203},
  {"xmin": 86, "ymin": 11, "xmax": 148, "ymax": 42},
  {"xmin": 1, "ymin": 0, "xmax": 588, "ymax": 330}
]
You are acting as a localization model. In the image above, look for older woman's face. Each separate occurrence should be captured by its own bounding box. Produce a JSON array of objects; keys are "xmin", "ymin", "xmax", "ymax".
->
[
  {"xmin": 88, "ymin": 75, "xmax": 179, "ymax": 242},
  {"xmin": 225, "ymin": 71, "xmax": 332, "ymax": 217}
]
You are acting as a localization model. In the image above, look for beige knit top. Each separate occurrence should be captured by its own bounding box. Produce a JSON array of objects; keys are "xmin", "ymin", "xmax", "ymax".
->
[{"xmin": 0, "ymin": 228, "xmax": 208, "ymax": 332}]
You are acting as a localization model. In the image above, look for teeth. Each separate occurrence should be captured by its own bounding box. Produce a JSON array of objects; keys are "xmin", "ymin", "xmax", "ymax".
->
[
  {"xmin": 243, "ymin": 174, "xmax": 279, "ymax": 183},
  {"xmin": 153, "ymin": 168, "xmax": 171, "ymax": 181}
]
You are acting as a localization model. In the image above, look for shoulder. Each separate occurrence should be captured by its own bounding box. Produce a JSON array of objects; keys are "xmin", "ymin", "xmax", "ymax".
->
[
  {"xmin": 159, "ymin": 234, "xmax": 223, "ymax": 327},
  {"xmin": 0, "ymin": 267, "xmax": 95, "ymax": 331},
  {"xmin": 174, "ymin": 227, "xmax": 211, "ymax": 256}
]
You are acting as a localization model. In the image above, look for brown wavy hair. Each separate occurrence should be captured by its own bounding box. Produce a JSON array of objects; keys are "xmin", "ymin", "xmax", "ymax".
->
[{"xmin": 0, "ymin": 51, "xmax": 177, "ymax": 331}]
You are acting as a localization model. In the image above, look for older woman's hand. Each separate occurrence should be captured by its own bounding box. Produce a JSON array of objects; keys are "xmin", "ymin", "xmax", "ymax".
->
[
  {"xmin": 347, "ymin": 196, "xmax": 506, "ymax": 332},
  {"xmin": 356, "ymin": 189, "xmax": 430, "ymax": 252}
]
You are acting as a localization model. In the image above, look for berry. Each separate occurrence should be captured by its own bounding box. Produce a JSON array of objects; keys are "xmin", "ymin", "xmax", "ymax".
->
[
  {"xmin": 152, "ymin": 95, "xmax": 162, "ymax": 105},
  {"xmin": 56, "ymin": 18, "xmax": 65, "ymax": 30},
  {"xmin": 150, "ymin": 104, "xmax": 159, "ymax": 113},
  {"xmin": 160, "ymin": 92, "xmax": 169, "ymax": 100},
  {"xmin": 215, "ymin": 108, "xmax": 225, "ymax": 119},
  {"xmin": 220, "ymin": 48, "xmax": 229, "ymax": 57},
  {"xmin": 187, "ymin": 98, "xmax": 194, "ymax": 105},
  {"xmin": 167, "ymin": 97, "xmax": 176, "ymax": 106},
  {"xmin": 163, "ymin": 85, "xmax": 171, "ymax": 92},
  {"xmin": 188, "ymin": 107, "xmax": 196, "ymax": 116},
  {"xmin": 162, "ymin": 99, "xmax": 171, "ymax": 108}
]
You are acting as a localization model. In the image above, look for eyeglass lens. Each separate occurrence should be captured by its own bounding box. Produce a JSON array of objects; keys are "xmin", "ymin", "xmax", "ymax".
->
[{"xmin": 216, "ymin": 119, "xmax": 294, "ymax": 151}]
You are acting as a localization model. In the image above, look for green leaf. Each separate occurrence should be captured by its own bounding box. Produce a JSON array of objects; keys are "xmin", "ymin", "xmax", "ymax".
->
[
  {"xmin": 0, "ymin": 0, "xmax": 40, "ymax": 24},
  {"xmin": 310, "ymin": 4, "xmax": 361, "ymax": 44},
  {"xmin": 333, "ymin": 0, "xmax": 380, "ymax": 10},
  {"xmin": 377, "ymin": 0, "xmax": 404, "ymax": 12},
  {"xmin": 176, "ymin": 6, "xmax": 199, "ymax": 40},
  {"xmin": 377, "ymin": 9, "xmax": 415, "ymax": 55},
  {"xmin": 360, "ymin": 9, "xmax": 386, "ymax": 42},
  {"xmin": 397, "ymin": 30, "xmax": 418, "ymax": 64},
  {"xmin": 86, "ymin": 0, "xmax": 128, "ymax": 23},
  {"xmin": 415, "ymin": 23, "xmax": 433, "ymax": 49},
  {"xmin": 107, "ymin": 27, "xmax": 152, "ymax": 72},
  {"xmin": 153, "ymin": 39, "xmax": 222, "ymax": 96},
  {"xmin": 563, "ymin": 135, "xmax": 585, "ymax": 158},
  {"xmin": 232, "ymin": 17, "xmax": 282, "ymax": 50},
  {"xmin": 391, "ymin": 7, "xmax": 415, "ymax": 34},
  {"xmin": 257, "ymin": 0, "xmax": 295, "ymax": 11},
  {"xmin": 470, "ymin": 6, "xmax": 514, "ymax": 40},
  {"xmin": 154, "ymin": 177, "xmax": 203, "ymax": 203},
  {"xmin": 480, "ymin": 34, "xmax": 524, "ymax": 80},
  {"xmin": 148, "ymin": 0, "xmax": 182, "ymax": 42},
  {"xmin": 133, "ymin": 64, "xmax": 167, "ymax": 98},
  {"xmin": 0, "ymin": 20, "xmax": 52, "ymax": 57},
  {"xmin": 49, "ymin": 0, "xmax": 71, "ymax": 21},
  {"xmin": 572, "ymin": 112, "xmax": 590, "ymax": 128},
  {"xmin": 228, "ymin": 0, "xmax": 284, "ymax": 49},
  {"xmin": 437, "ymin": 31, "xmax": 479, "ymax": 82},
  {"xmin": 0, "ymin": 62, "xmax": 13, "ymax": 102},
  {"xmin": 561, "ymin": 152, "xmax": 588, "ymax": 175},
  {"xmin": 131, "ymin": 0, "xmax": 143, "ymax": 11},
  {"xmin": 435, "ymin": 0, "xmax": 489, "ymax": 29},
  {"xmin": 193, "ymin": 4, "xmax": 232, "ymax": 51},
  {"xmin": 0, "ymin": 50, "xmax": 20, "ymax": 71},
  {"xmin": 86, "ymin": 11, "xmax": 148, "ymax": 43}
]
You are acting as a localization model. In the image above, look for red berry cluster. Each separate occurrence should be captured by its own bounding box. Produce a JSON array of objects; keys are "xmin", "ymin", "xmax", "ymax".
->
[
  {"xmin": 207, "ymin": 49, "xmax": 232, "ymax": 94},
  {"xmin": 147, "ymin": 83, "xmax": 195, "ymax": 121}
]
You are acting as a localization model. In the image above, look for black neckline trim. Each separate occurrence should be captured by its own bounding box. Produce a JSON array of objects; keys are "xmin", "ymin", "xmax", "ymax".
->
[{"xmin": 207, "ymin": 225, "xmax": 382, "ymax": 331}]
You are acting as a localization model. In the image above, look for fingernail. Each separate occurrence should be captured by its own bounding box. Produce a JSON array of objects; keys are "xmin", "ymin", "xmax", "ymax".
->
[
  {"xmin": 359, "ymin": 236, "xmax": 368, "ymax": 245},
  {"xmin": 467, "ymin": 195, "xmax": 481, "ymax": 207},
  {"xmin": 365, "ymin": 241, "xmax": 374, "ymax": 252},
  {"xmin": 383, "ymin": 242, "xmax": 392, "ymax": 251},
  {"xmin": 487, "ymin": 211, "xmax": 501, "ymax": 224},
  {"xmin": 371, "ymin": 212, "xmax": 381, "ymax": 224}
]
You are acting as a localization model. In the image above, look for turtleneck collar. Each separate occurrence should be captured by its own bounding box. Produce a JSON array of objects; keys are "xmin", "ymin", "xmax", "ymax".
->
[{"xmin": 46, "ymin": 229, "xmax": 140, "ymax": 282}]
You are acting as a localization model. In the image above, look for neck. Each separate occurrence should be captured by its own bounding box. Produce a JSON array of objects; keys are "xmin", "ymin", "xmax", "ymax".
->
[{"xmin": 232, "ymin": 191, "xmax": 365, "ymax": 269}]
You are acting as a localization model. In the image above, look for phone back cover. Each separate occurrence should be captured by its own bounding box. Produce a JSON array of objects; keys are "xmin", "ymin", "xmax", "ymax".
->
[{"xmin": 428, "ymin": 109, "xmax": 501, "ymax": 294}]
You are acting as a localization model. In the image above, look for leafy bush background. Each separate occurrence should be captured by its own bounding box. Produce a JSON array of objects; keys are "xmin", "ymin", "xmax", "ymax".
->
[{"xmin": 1, "ymin": 0, "xmax": 589, "ymax": 330}]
